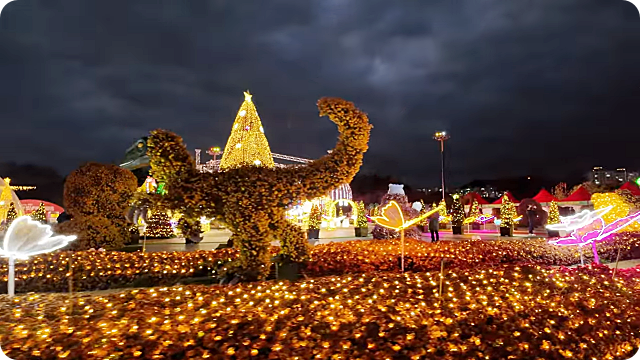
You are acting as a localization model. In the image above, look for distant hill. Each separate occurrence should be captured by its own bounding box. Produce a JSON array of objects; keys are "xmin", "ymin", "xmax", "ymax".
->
[{"xmin": 457, "ymin": 176, "xmax": 558, "ymax": 200}]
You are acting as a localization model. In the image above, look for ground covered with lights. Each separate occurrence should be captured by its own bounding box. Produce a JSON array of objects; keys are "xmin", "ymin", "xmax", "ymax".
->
[
  {"xmin": 2, "ymin": 236, "xmax": 640, "ymax": 359},
  {"xmin": 2, "ymin": 236, "xmax": 640, "ymax": 293},
  {"xmin": 1, "ymin": 265, "xmax": 640, "ymax": 359}
]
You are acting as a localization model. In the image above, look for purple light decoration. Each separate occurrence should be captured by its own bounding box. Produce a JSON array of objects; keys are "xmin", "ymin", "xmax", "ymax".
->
[
  {"xmin": 547, "ymin": 206, "xmax": 640, "ymax": 263},
  {"xmin": 475, "ymin": 214, "xmax": 495, "ymax": 224}
]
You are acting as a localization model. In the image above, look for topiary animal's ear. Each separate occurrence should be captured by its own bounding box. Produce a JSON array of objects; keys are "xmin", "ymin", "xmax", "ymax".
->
[{"xmin": 147, "ymin": 129, "xmax": 196, "ymax": 183}]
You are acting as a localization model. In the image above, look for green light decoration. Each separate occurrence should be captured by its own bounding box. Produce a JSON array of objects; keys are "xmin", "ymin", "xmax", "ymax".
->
[{"xmin": 636, "ymin": 177, "xmax": 640, "ymax": 187}]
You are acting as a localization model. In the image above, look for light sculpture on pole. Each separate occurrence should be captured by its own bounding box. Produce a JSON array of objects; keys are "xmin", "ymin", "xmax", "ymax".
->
[
  {"xmin": 0, "ymin": 216, "xmax": 76, "ymax": 297},
  {"xmin": 433, "ymin": 131, "xmax": 450, "ymax": 201}
]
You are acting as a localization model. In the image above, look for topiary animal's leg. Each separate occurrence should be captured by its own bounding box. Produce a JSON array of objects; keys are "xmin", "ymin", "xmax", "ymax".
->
[
  {"xmin": 228, "ymin": 211, "xmax": 272, "ymax": 281},
  {"xmin": 270, "ymin": 215, "xmax": 310, "ymax": 263}
]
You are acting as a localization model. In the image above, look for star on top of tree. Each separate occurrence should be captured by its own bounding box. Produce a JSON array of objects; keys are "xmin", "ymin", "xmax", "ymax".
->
[{"xmin": 244, "ymin": 91, "xmax": 252, "ymax": 102}]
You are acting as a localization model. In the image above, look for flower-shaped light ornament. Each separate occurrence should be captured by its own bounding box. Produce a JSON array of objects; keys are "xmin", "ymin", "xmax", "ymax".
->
[
  {"xmin": 0, "ymin": 216, "xmax": 76, "ymax": 296},
  {"xmin": 371, "ymin": 201, "xmax": 443, "ymax": 272},
  {"xmin": 547, "ymin": 206, "xmax": 640, "ymax": 263}
]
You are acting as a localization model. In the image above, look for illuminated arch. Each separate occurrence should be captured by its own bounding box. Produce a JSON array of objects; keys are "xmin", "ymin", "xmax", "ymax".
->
[{"xmin": 325, "ymin": 198, "xmax": 358, "ymax": 219}]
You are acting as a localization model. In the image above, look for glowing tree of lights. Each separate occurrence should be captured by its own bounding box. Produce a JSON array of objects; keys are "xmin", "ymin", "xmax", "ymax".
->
[
  {"xmin": 450, "ymin": 195, "xmax": 465, "ymax": 235},
  {"xmin": 5, "ymin": 203, "xmax": 16, "ymax": 226},
  {"xmin": 547, "ymin": 206, "xmax": 640, "ymax": 263},
  {"xmin": 499, "ymin": 194, "xmax": 516, "ymax": 236},
  {"xmin": 146, "ymin": 211, "xmax": 174, "ymax": 238},
  {"xmin": 0, "ymin": 216, "xmax": 76, "ymax": 296},
  {"xmin": 30, "ymin": 202, "xmax": 47, "ymax": 223},
  {"xmin": 356, "ymin": 201, "xmax": 367, "ymax": 228},
  {"xmin": 467, "ymin": 199, "xmax": 480, "ymax": 221},
  {"xmin": 218, "ymin": 91, "xmax": 276, "ymax": 170},
  {"xmin": 371, "ymin": 201, "xmax": 444, "ymax": 272},
  {"xmin": 437, "ymin": 200, "xmax": 448, "ymax": 223},
  {"xmin": 547, "ymin": 200, "xmax": 560, "ymax": 225}
]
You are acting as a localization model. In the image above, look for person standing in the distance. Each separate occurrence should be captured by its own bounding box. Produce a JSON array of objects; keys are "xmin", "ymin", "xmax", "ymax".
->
[
  {"xmin": 527, "ymin": 204, "xmax": 537, "ymax": 235},
  {"xmin": 428, "ymin": 211, "xmax": 440, "ymax": 243}
]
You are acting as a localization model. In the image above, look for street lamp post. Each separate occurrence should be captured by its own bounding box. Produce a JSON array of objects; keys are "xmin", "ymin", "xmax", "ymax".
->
[
  {"xmin": 207, "ymin": 147, "xmax": 222, "ymax": 170},
  {"xmin": 433, "ymin": 131, "xmax": 450, "ymax": 201}
]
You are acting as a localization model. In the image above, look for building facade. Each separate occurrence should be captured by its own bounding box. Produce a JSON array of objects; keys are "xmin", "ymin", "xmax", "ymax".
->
[{"xmin": 590, "ymin": 167, "xmax": 639, "ymax": 187}]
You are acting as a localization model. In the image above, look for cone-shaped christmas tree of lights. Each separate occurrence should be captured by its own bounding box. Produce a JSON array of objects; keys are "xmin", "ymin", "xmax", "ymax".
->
[
  {"xmin": 5, "ymin": 202, "xmax": 17, "ymax": 225},
  {"xmin": 308, "ymin": 204, "xmax": 321, "ymax": 230},
  {"xmin": 438, "ymin": 200, "xmax": 447, "ymax": 222},
  {"xmin": 146, "ymin": 211, "xmax": 174, "ymax": 238},
  {"xmin": 468, "ymin": 199, "xmax": 480, "ymax": 219},
  {"xmin": 30, "ymin": 202, "xmax": 47, "ymax": 223},
  {"xmin": 500, "ymin": 194, "xmax": 516, "ymax": 228},
  {"xmin": 418, "ymin": 199, "xmax": 429, "ymax": 226},
  {"xmin": 547, "ymin": 200, "xmax": 560, "ymax": 225},
  {"xmin": 451, "ymin": 195, "xmax": 465, "ymax": 226},
  {"xmin": 356, "ymin": 201, "xmax": 368, "ymax": 228},
  {"xmin": 219, "ymin": 91, "xmax": 275, "ymax": 170},
  {"xmin": 0, "ymin": 178, "xmax": 13, "ymax": 220}
]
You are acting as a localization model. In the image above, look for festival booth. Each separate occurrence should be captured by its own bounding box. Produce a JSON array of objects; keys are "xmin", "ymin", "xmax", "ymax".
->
[
  {"xmin": 619, "ymin": 181, "xmax": 640, "ymax": 197},
  {"xmin": 532, "ymin": 189, "xmax": 558, "ymax": 206},
  {"xmin": 559, "ymin": 185, "xmax": 592, "ymax": 210},
  {"xmin": 20, "ymin": 200, "xmax": 64, "ymax": 224},
  {"xmin": 463, "ymin": 192, "xmax": 489, "ymax": 213}
]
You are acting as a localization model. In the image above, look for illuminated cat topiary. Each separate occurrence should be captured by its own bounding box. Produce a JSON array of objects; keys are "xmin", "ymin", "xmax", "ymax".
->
[{"xmin": 145, "ymin": 98, "xmax": 372, "ymax": 280}]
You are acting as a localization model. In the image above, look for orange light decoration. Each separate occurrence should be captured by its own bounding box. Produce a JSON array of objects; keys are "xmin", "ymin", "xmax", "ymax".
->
[{"xmin": 371, "ymin": 201, "xmax": 444, "ymax": 271}]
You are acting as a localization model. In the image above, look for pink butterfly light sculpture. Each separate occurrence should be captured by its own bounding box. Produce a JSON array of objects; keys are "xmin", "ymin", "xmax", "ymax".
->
[{"xmin": 547, "ymin": 206, "xmax": 640, "ymax": 263}]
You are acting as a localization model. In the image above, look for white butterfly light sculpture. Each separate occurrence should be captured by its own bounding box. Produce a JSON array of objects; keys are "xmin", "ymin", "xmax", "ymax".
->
[{"xmin": 0, "ymin": 216, "xmax": 76, "ymax": 296}]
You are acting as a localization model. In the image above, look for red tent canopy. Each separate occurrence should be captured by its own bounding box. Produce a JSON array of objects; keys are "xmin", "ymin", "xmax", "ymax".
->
[
  {"xmin": 532, "ymin": 189, "xmax": 558, "ymax": 204},
  {"xmin": 463, "ymin": 192, "xmax": 489, "ymax": 205},
  {"xmin": 492, "ymin": 191, "xmax": 518, "ymax": 204},
  {"xmin": 561, "ymin": 186, "xmax": 591, "ymax": 202},
  {"xmin": 619, "ymin": 181, "xmax": 640, "ymax": 196}
]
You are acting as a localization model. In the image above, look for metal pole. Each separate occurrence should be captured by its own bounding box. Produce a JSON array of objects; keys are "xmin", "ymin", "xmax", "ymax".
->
[
  {"xmin": 143, "ymin": 232, "xmax": 147, "ymax": 253},
  {"xmin": 440, "ymin": 140, "xmax": 445, "ymax": 201},
  {"xmin": 8, "ymin": 256, "xmax": 15, "ymax": 297},
  {"xmin": 401, "ymin": 229, "xmax": 405, "ymax": 272},
  {"xmin": 68, "ymin": 254, "xmax": 73, "ymax": 294},
  {"xmin": 439, "ymin": 258, "xmax": 445, "ymax": 300},
  {"xmin": 613, "ymin": 246, "xmax": 622, "ymax": 279}
]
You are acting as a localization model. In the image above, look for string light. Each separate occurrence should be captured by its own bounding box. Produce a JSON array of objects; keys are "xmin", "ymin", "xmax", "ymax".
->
[
  {"xmin": 219, "ymin": 91, "xmax": 275, "ymax": 170},
  {"xmin": 146, "ymin": 97, "xmax": 372, "ymax": 280},
  {"xmin": 547, "ymin": 206, "xmax": 640, "ymax": 263},
  {"xmin": 371, "ymin": 201, "xmax": 444, "ymax": 230},
  {"xmin": 0, "ymin": 216, "xmax": 76, "ymax": 296},
  {"xmin": 355, "ymin": 201, "xmax": 368, "ymax": 228},
  {"xmin": 592, "ymin": 192, "xmax": 640, "ymax": 232},
  {"xmin": 145, "ymin": 211, "xmax": 174, "ymax": 238},
  {"xmin": 464, "ymin": 199, "xmax": 480, "ymax": 224},
  {"xmin": 29, "ymin": 202, "xmax": 47, "ymax": 223},
  {"xmin": 2, "ymin": 235, "xmax": 640, "ymax": 293},
  {"xmin": 2, "ymin": 261, "xmax": 640, "ymax": 359},
  {"xmin": 308, "ymin": 205, "xmax": 322, "ymax": 230},
  {"xmin": 499, "ymin": 194, "xmax": 517, "ymax": 228},
  {"xmin": 450, "ymin": 195, "xmax": 465, "ymax": 227},
  {"xmin": 547, "ymin": 200, "xmax": 560, "ymax": 225}
]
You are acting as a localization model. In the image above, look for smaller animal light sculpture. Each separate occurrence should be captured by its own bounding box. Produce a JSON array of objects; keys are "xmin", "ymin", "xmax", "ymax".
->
[
  {"xmin": 546, "ymin": 206, "xmax": 640, "ymax": 263},
  {"xmin": 0, "ymin": 216, "xmax": 76, "ymax": 296},
  {"xmin": 371, "ymin": 201, "xmax": 444, "ymax": 272}
]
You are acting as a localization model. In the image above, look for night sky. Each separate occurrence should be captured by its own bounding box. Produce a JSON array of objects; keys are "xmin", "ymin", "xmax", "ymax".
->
[{"xmin": 0, "ymin": 0, "xmax": 639, "ymax": 188}]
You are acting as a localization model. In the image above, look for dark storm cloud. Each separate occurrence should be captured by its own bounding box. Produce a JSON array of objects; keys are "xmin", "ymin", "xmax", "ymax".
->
[{"xmin": 0, "ymin": 0, "xmax": 639, "ymax": 187}]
